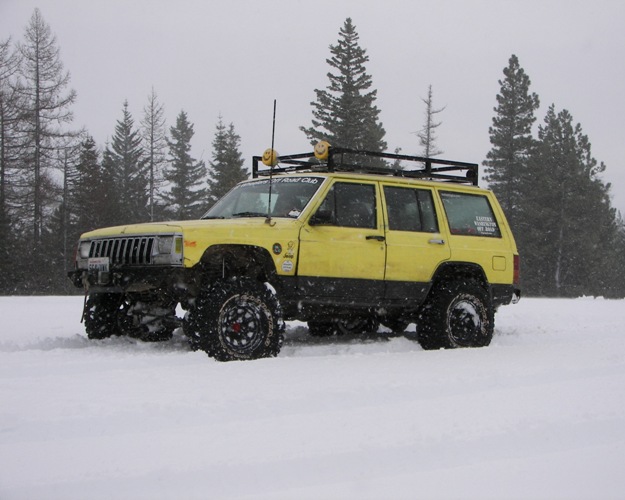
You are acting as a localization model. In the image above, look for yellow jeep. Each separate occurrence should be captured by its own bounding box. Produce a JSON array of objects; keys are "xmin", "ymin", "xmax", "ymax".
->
[{"xmin": 69, "ymin": 145, "xmax": 520, "ymax": 361}]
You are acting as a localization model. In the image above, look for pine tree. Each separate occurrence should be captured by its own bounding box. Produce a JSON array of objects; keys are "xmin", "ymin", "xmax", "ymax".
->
[
  {"xmin": 72, "ymin": 136, "xmax": 105, "ymax": 234},
  {"xmin": 141, "ymin": 88, "xmax": 167, "ymax": 221},
  {"xmin": 103, "ymin": 101, "xmax": 148, "ymax": 224},
  {"xmin": 206, "ymin": 117, "xmax": 247, "ymax": 205},
  {"xmin": 484, "ymin": 54, "xmax": 539, "ymax": 229},
  {"xmin": 521, "ymin": 105, "xmax": 620, "ymax": 296},
  {"xmin": 161, "ymin": 110, "xmax": 207, "ymax": 220},
  {"xmin": 300, "ymin": 18, "xmax": 386, "ymax": 158},
  {"xmin": 18, "ymin": 168, "xmax": 61, "ymax": 293},
  {"xmin": 0, "ymin": 37, "xmax": 21, "ymax": 293},
  {"xmin": 15, "ymin": 8, "xmax": 77, "ymax": 248},
  {"xmin": 41, "ymin": 202, "xmax": 73, "ymax": 293},
  {"xmin": 606, "ymin": 217, "xmax": 625, "ymax": 297},
  {"xmin": 415, "ymin": 84, "xmax": 445, "ymax": 158},
  {"xmin": 57, "ymin": 142, "xmax": 81, "ymax": 282},
  {"xmin": 0, "ymin": 38, "xmax": 20, "ymax": 222}
]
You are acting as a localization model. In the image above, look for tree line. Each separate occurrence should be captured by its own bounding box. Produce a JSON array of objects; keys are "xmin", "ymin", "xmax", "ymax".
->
[
  {"xmin": 483, "ymin": 55, "xmax": 625, "ymax": 297},
  {"xmin": 299, "ymin": 19, "xmax": 625, "ymax": 298},
  {"xmin": 0, "ymin": 9, "xmax": 247, "ymax": 294},
  {"xmin": 1, "ymin": 11, "xmax": 624, "ymax": 297}
]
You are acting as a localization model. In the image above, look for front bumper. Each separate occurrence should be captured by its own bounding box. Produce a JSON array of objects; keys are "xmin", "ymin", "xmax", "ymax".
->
[{"xmin": 68, "ymin": 266, "xmax": 193, "ymax": 294}]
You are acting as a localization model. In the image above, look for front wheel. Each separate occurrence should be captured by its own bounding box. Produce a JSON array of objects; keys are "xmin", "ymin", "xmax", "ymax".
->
[
  {"xmin": 186, "ymin": 278, "xmax": 285, "ymax": 361},
  {"xmin": 84, "ymin": 293, "xmax": 122, "ymax": 340},
  {"xmin": 416, "ymin": 280, "xmax": 493, "ymax": 350}
]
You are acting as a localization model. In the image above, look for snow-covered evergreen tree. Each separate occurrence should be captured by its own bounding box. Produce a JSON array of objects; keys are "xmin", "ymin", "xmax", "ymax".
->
[
  {"xmin": 102, "ymin": 101, "xmax": 148, "ymax": 224},
  {"xmin": 72, "ymin": 136, "xmax": 106, "ymax": 234},
  {"xmin": 161, "ymin": 110, "xmax": 207, "ymax": 220},
  {"xmin": 522, "ymin": 106, "xmax": 620, "ymax": 296},
  {"xmin": 206, "ymin": 117, "xmax": 246, "ymax": 206},
  {"xmin": 484, "ymin": 54, "xmax": 539, "ymax": 229},
  {"xmin": 301, "ymin": 18, "xmax": 386, "ymax": 158}
]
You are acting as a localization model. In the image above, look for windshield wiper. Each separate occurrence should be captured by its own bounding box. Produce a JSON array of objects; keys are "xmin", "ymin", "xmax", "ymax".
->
[
  {"xmin": 231, "ymin": 212, "xmax": 267, "ymax": 218},
  {"xmin": 202, "ymin": 216, "xmax": 225, "ymax": 220}
]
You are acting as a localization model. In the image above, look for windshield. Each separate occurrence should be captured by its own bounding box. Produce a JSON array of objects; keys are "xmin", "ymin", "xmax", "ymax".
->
[{"xmin": 202, "ymin": 176, "xmax": 324, "ymax": 219}]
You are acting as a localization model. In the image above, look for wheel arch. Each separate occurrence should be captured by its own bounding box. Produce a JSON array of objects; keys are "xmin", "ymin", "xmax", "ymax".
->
[
  {"xmin": 198, "ymin": 244, "xmax": 278, "ymax": 284},
  {"xmin": 431, "ymin": 261, "xmax": 489, "ymax": 291}
]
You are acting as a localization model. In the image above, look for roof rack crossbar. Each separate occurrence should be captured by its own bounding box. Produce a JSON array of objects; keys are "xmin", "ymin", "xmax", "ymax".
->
[{"xmin": 252, "ymin": 146, "xmax": 479, "ymax": 185}]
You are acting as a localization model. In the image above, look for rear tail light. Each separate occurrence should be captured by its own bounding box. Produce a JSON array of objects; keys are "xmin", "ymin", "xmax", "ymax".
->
[{"xmin": 513, "ymin": 254, "xmax": 520, "ymax": 285}]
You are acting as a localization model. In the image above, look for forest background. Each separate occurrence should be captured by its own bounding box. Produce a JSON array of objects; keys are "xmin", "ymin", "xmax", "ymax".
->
[{"xmin": 1, "ymin": 4, "xmax": 624, "ymax": 297}]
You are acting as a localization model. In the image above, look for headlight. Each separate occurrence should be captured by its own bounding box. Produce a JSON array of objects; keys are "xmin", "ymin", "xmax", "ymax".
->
[
  {"xmin": 152, "ymin": 234, "xmax": 183, "ymax": 266},
  {"xmin": 157, "ymin": 236, "xmax": 174, "ymax": 254},
  {"xmin": 79, "ymin": 241, "xmax": 91, "ymax": 258}
]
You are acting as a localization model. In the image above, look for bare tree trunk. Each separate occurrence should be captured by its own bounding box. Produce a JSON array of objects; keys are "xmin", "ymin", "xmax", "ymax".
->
[{"xmin": 415, "ymin": 84, "xmax": 445, "ymax": 158}]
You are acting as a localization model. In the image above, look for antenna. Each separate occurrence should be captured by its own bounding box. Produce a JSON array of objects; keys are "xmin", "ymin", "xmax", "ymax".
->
[{"xmin": 266, "ymin": 99, "xmax": 277, "ymax": 225}]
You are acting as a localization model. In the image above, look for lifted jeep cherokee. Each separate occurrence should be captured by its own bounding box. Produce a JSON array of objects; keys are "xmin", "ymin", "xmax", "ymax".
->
[{"xmin": 68, "ymin": 143, "xmax": 520, "ymax": 361}]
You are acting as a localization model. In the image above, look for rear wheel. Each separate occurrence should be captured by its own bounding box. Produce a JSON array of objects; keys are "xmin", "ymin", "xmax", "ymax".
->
[
  {"xmin": 416, "ymin": 280, "xmax": 493, "ymax": 350},
  {"xmin": 186, "ymin": 277, "xmax": 284, "ymax": 361}
]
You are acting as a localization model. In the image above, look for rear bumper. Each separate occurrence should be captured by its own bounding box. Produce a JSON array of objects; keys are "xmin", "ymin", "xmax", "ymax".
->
[{"xmin": 491, "ymin": 284, "xmax": 521, "ymax": 308}]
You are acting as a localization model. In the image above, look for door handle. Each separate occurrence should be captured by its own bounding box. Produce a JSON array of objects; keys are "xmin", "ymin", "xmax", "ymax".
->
[
  {"xmin": 428, "ymin": 238, "xmax": 445, "ymax": 245},
  {"xmin": 366, "ymin": 235, "xmax": 385, "ymax": 242}
]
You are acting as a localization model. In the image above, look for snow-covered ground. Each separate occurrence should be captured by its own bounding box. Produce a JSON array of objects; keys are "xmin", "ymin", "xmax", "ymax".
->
[{"xmin": 1, "ymin": 296, "xmax": 624, "ymax": 500}]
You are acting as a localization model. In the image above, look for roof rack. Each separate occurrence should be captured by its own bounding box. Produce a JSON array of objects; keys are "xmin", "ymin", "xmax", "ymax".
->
[{"xmin": 251, "ymin": 146, "xmax": 479, "ymax": 186}]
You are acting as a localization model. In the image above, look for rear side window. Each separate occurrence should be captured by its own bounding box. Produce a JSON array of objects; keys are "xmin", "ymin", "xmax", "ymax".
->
[
  {"xmin": 440, "ymin": 191, "xmax": 501, "ymax": 237},
  {"xmin": 383, "ymin": 186, "xmax": 438, "ymax": 232}
]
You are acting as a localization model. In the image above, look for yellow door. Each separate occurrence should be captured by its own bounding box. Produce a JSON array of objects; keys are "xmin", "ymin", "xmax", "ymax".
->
[
  {"xmin": 297, "ymin": 180, "xmax": 386, "ymax": 298},
  {"xmin": 382, "ymin": 185, "xmax": 450, "ymax": 299}
]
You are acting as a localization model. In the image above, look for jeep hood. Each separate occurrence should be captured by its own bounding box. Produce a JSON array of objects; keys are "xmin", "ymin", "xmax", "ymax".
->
[
  {"xmin": 80, "ymin": 217, "xmax": 298, "ymax": 239},
  {"xmin": 81, "ymin": 221, "xmax": 188, "ymax": 238}
]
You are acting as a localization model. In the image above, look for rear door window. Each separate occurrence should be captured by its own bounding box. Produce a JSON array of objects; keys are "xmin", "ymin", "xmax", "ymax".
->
[
  {"xmin": 383, "ymin": 186, "xmax": 438, "ymax": 232},
  {"xmin": 440, "ymin": 191, "xmax": 501, "ymax": 237}
]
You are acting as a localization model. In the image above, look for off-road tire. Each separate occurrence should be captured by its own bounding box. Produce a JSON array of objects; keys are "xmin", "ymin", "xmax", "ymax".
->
[
  {"xmin": 416, "ymin": 280, "xmax": 493, "ymax": 350},
  {"xmin": 187, "ymin": 277, "xmax": 285, "ymax": 361},
  {"xmin": 84, "ymin": 293, "xmax": 122, "ymax": 340}
]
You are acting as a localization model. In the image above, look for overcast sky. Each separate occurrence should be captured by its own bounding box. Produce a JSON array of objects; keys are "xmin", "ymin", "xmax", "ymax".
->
[{"xmin": 2, "ymin": 0, "xmax": 625, "ymax": 213}]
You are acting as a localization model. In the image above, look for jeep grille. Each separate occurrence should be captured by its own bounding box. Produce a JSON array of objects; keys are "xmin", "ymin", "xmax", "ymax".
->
[{"xmin": 89, "ymin": 237, "xmax": 156, "ymax": 265}]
